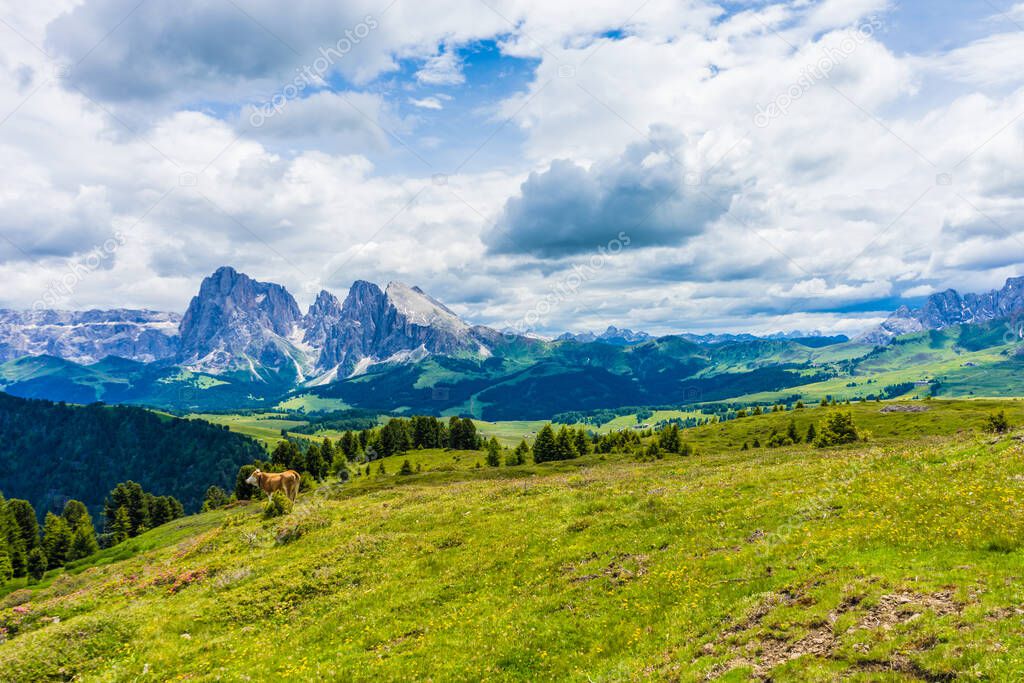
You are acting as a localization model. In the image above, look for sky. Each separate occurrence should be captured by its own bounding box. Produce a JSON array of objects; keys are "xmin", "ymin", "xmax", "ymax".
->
[{"xmin": 0, "ymin": 0, "xmax": 1022, "ymax": 337}]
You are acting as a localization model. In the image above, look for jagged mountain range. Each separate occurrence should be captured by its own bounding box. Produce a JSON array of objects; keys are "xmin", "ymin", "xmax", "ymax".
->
[
  {"xmin": 859, "ymin": 277, "xmax": 1024, "ymax": 344},
  {"xmin": 0, "ymin": 270, "xmax": 1021, "ymax": 416},
  {"xmin": 176, "ymin": 267, "xmax": 501, "ymax": 383},
  {"xmin": 0, "ymin": 269, "xmax": 1022, "ymax": 379}
]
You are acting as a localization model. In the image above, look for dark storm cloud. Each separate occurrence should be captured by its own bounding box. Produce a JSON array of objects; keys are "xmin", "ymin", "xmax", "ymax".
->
[{"xmin": 484, "ymin": 127, "xmax": 733, "ymax": 259}]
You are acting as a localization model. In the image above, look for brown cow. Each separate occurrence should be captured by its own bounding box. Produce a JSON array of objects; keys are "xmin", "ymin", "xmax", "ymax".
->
[{"xmin": 246, "ymin": 469, "xmax": 300, "ymax": 502}]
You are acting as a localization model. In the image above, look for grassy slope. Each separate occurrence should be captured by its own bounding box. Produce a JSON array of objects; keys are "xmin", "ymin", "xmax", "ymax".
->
[{"xmin": 3, "ymin": 401, "xmax": 1024, "ymax": 680}]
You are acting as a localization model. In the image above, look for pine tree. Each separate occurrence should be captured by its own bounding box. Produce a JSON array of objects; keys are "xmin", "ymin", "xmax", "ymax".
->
[
  {"xmin": 572, "ymin": 427, "xmax": 590, "ymax": 456},
  {"xmin": 305, "ymin": 443, "xmax": 326, "ymax": 481},
  {"xmin": 485, "ymin": 437, "xmax": 501, "ymax": 467},
  {"xmin": 814, "ymin": 411, "xmax": 859, "ymax": 447},
  {"xmin": 507, "ymin": 439, "xmax": 530, "ymax": 466},
  {"xmin": 235, "ymin": 464, "xmax": 260, "ymax": 500},
  {"xmin": 103, "ymin": 481, "xmax": 150, "ymax": 537},
  {"xmin": 27, "ymin": 546, "xmax": 47, "ymax": 583},
  {"xmin": 786, "ymin": 419, "xmax": 800, "ymax": 444},
  {"xmin": 201, "ymin": 486, "xmax": 230, "ymax": 511},
  {"xmin": 658, "ymin": 424, "xmax": 682, "ymax": 454},
  {"xmin": 0, "ymin": 546, "xmax": 11, "ymax": 584},
  {"xmin": 399, "ymin": 459, "xmax": 414, "ymax": 475},
  {"xmin": 62, "ymin": 500, "xmax": 98, "ymax": 562},
  {"xmin": 554, "ymin": 426, "xmax": 578, "ymax": 461},
  {"xmin": 532, "ymin": 425, "xmax": 557, "ymax": 463},
  {"xmin": 7, "ymin": 499, "xmax": 39, "ymax": 554},
  {"xmin": 320, "ymin": 438, "xmax": 336, "ymax": 476},
  {"xmin": 805, "ymin": 423, "xmax": 817, "ymax": 443},
  {"xmin": 110, "ymin": 506, "xmax": 131, "ymax": 545},
  {"xmin": 42, "ymin": 512, "xmax": 72, "ymax": 569},
  {"xmin": 70, "ymin": 525, "xmax": 99, "ymax": 561}
]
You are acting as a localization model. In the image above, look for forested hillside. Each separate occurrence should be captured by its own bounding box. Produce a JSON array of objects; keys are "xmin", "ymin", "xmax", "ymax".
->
[{"xmin": 0, "ymin": 394, "xmax": 265, "ymax": 518}]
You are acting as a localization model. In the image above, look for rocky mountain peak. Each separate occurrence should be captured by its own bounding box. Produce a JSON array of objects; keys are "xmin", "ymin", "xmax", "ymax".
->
[
  {"xmin": 178, "ymin": 267, "xmax": 305, "ymax": 377},
  {"xmin": 860, "ymin": 276, "xmax": 1024, "ymax": 345},
  {"xmin": 384, "ymin": 281, "xmax": 470, "ymax": 334}
]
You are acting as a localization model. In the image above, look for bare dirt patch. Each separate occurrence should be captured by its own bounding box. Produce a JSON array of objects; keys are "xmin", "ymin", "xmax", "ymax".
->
[
  {"xmin": 703, "ymin": 588, "xmax": 965, "ymax": 680},
  {"xmin": 880, "ymin": 405, "xmax": 930, "ymax": 413},
  {"xmin": 566, "ymin": 553, "xmax": 649, "ymax": 587}
]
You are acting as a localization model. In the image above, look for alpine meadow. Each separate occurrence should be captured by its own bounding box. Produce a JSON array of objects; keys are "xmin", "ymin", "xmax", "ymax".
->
[{"xmin": 2, "ymin": 1, "xmax": 1024, "ymax": 681}]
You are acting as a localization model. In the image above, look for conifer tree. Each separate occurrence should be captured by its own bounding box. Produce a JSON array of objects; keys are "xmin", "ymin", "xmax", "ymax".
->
[
  {"xmin": 7, "ymin": 498, "xmax": 39, "ymax": 554},
  {"xmin": 508, "ymin": 439, "xmax": 530, "ymax": 466},
  {"xmin": 532, "ymin": 424, "xmax": 557, "ymax": 463},
  {"xmin": 62, "ymin": 500, "xmax": 98, "ymax": 562},
  {"xmin": 235, "ymin": 464, "xmax": 260, "ymax": 500},
  {"xmin": 573, "ymin": 427, "xmax": 591, "ymax": 456},
  {"xmin": 320, "ymin": 438, "xmax": 336, "ymax": 475},
  {"xmin": 554, "ymin": 426, "xmax": 577, "ymax": 461},
  {"xmin": 805, "ymin": 423, "xmax": 817, "ymax": 443},
  {"xmin": 110, "ymin": 506, "xmax": 131, "ymax": 545},
  {"xmin": 201, "ymin": 486, "xmax": 230, "ymax": 511},
  {"xmin": 786, "ymin": 419, "xmax": 800, "ymax": 444},
  {"xmin": 42, "ymin": 512, "xmax": 72, "ymax": 569},
  {"xmin": 70, "ymin": 524, "xmax": 99, "ymax": 561},
  {"xmin": 658, "ymin": 424, "xmax": 682, "ymax": 454},
  {"xmin": 485, "ymin": 437, "xmax": 502, "ymax": 467},
  {"xmin": 305, "ymin": 443, "xmax": 327, "ymax": 481},
  {"xmin": 27, "ymin": 546, "xmax": 47, "ymax": 583}
]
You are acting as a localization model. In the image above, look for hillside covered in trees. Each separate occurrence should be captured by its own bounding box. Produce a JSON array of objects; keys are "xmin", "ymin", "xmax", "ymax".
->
[{"xmin": 0, "ymin": 394, "xmax": 265, "ymax": 518}]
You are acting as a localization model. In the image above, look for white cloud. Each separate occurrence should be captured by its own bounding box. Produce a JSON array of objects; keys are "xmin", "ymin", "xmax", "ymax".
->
[
  {"xmin": 415, "ymin": 49, "xmax": 465, "ymax": 86},
  {"xmin": 408, "ymin": 96, "xmax": 444, "ymax": 110},
  {"xmin": 0, "ymin": 0, "xmax": 1019, "ymax": 338}
]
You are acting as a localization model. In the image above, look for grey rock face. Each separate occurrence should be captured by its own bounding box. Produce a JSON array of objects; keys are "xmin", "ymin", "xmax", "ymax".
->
[
  {"xmin": 177, "ymin": 266, "xmax": 308, "ymax": 377},
  {"xmin": 0, "ymin": 309, "xmax": 180, "ymax": 364},
  {"xmin": 306, "ymin": 280, "xmax": 491, "ymax": 379},
  {"xmin": 860, "ymin": 277, "xmax": 1024, "ymax": 344}
]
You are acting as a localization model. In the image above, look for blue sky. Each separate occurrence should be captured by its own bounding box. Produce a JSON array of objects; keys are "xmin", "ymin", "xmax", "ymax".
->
[{"xmin": 0, "ymin": 0, "xmax": 1022, "ymax": 337}]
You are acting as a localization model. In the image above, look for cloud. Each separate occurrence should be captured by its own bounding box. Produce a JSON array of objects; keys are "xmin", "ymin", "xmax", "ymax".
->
[
  {"xmin": 238, "ymin": 91, "xmax": 391, "ymax": 152},
  {"xmin": 408, "ymin": 96, "xmax": 444, "ymax": 110},
  {"xmin": 415, "ymin": 49, "xmax": 465, "ymax": 86},
  {"xmin": 484, "ymin": 127, "xmax": 733, "ymax": 258},
  {"xmin": 0, "ymin": 0, "xmax": 1017, "ymax": 340}
]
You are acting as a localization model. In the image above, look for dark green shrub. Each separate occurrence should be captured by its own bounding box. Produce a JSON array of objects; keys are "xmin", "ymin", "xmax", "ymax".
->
[{"xmin": 263, "ymin": 491, "xmax": 292, "ymax": 519}]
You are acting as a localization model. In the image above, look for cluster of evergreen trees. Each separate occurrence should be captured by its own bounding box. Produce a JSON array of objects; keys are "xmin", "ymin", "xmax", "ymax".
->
[
  {"xmin": 531, "ymin": 424, "xmax": 591, "ymax": 463},
  {"xmin": 0, "ymin": 393, "xmax": 266, "ymax": 518},
  {"xmin": 1, "ymin": 480, "xmax": 184, "ymax": 585},
  {"xmin": 102, "ymin": 481, "xmax": 184, "ymax": 545},
  {"xmin": 739, "ymin": 412, "xmax": 861, "ymax": 450},
  {"xmin": 327, "ymin": 416, "xmax": 481, "ymax": 464}
]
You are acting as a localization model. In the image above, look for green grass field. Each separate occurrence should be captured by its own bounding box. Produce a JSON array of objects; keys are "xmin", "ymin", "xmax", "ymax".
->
[
  {"xmin": 3, "ymin": 399, "xmax": 1024, "ymax": 680},
  {"xmin": 186, "ymin": 413, "xmax": 310, "ymax": 449}
]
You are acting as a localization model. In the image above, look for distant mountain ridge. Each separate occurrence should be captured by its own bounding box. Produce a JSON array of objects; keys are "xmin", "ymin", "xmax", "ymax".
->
[
  {"xmin": 557, "ymin": 326, "xmax": 652, "ymax": 345},
  {"xmin": 0, "ymin": 269, "xmax": 1021, "ymax": 401},
  {"xmin": 860, "ymin": 277, "xmax": 1024, "ymax": 344},
  {"xmin": 0, "ymin": 309, "xmax": 179, "ymax": 364}
]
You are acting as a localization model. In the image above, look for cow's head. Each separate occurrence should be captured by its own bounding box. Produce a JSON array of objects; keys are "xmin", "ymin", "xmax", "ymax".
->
[{"xmin": 245, "ymin": 469, "xmax": 262, "ymax": 486}]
